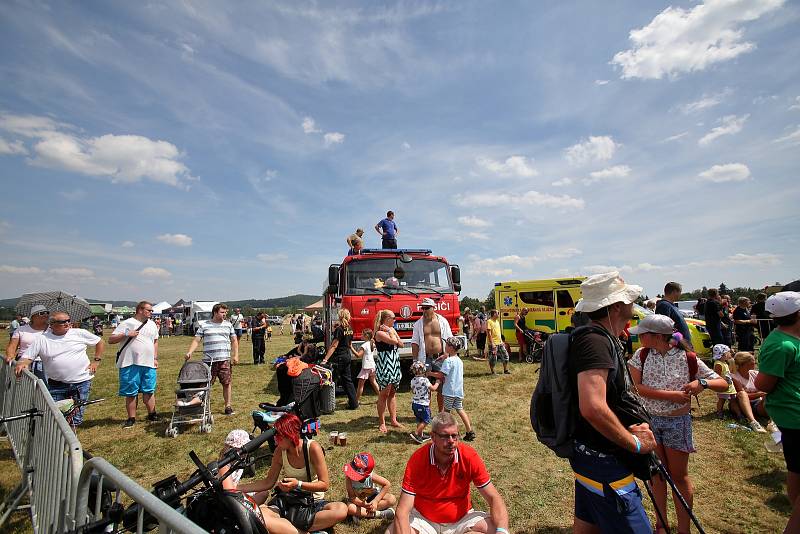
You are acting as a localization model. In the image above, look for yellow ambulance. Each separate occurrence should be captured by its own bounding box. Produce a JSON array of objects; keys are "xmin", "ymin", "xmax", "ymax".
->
[{"xmin": 494, "ymin": 278, "xmax": 712, "ymax": 358}]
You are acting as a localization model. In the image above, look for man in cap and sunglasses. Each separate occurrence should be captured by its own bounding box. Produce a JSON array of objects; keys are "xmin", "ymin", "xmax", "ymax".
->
[
  {"xmin": 17, "ymin": 311, "xmax": 105, "ymax": 429},
  {"xmin": 411, "ymin": 297, "xmax": 453, "ymax": 413},
  {"xmin": 5, "ymin": 304, "xmax": 50, "ymax": 383},
  {"xmin": 567, "ymin": 272, "xmax": 657, "ymax": 534},
  {"xmin": 390, "ymin": 412, "xmax": 509, "ymax": 534}
]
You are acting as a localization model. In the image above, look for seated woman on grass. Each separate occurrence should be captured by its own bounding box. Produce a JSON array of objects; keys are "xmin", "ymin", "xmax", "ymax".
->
[{"xmin": 237, "ymin": 413, "xmax": 348, "ymax": 534}]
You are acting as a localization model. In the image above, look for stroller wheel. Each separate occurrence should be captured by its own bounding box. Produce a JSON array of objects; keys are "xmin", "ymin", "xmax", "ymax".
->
[
  {"xmin": 525, "ymin": 353, "xmax": 534, "ymax": 364},
  {"xmin": 166, "ymin": 427, "xmax": 178, "ymax": 438},
  {"xmin": 209, "ymin": 414, "xmax": 214, "ymax": 424},
  {"xmin": 200, "ymin": 424, "xmax": 211, "ymax": 434}
]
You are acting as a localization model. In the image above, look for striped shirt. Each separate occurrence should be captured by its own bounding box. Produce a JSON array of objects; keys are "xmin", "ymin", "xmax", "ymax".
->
[{"xmin": 196, "ymin": 320, "xmax": 235, "ymax": 362}]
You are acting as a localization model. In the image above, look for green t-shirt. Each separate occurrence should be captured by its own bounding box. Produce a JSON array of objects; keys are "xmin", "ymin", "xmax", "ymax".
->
[{"xmin": 758, "ymin": 329, "xmax": 800, "ymax": 429}]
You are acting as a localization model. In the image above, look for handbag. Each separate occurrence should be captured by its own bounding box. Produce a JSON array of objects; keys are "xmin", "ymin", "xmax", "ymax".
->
[{"xmin": 267, "ymin": 439, "xmax": 317, "ymax": 531}]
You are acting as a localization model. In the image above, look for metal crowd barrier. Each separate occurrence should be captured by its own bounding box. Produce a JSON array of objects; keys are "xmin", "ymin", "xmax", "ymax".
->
[
  {"xmin": 75, "ymin": 457, "xmax": 206, "ymax": 534},
  {"xmin": 0, "ymin": 361, "xmax": 84, "ymax": 533}
]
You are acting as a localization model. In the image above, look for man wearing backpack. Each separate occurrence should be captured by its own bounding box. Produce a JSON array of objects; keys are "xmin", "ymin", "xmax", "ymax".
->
[{"xmin": 568, "ymin": 272, "xmax": 657, "ymax": 533}]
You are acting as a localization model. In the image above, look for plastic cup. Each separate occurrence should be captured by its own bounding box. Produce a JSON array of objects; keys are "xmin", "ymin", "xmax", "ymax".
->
[
  {"xmin": 330, "ymin": 431, "xmax": 339, "ymax": 444},
  {"xmin": 338, "ymin": 432, "xmax": 347, "ymax": 446}
]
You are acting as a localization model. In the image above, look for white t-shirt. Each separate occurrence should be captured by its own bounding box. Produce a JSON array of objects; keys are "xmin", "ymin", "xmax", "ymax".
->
[
  {"xmin": 360, "ymin": 341, "xmax": 376, "ymax": 370},
  {"xmin": 230, "ymin": 314, "xmax": 245, "ymax": 330},
  {"xmin": 12, "ymin": 324, "xmax": 46, "ymax": 362},
  {"xmin": 410, "ymin": 375, "xmax": 431, "ymax": 406},
  {"xmin": 112, "ymin": 318, "xmax": 159, "ymax": 368},
  {"xmin": 22, "ymin": 328, "xmax": 101, "ymax": 383}
]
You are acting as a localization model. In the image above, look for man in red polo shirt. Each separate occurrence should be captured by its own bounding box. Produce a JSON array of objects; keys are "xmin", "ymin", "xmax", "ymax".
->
[{"xmin": 390, "ymin": 412, "xmax": 509, "ymax": 534}]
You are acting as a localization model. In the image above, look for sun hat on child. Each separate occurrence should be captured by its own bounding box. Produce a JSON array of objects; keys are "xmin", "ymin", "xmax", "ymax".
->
[
  {"xmin": 628, "ymin": 314, "xmax": 674, "ymax": 335},
  {"xmin": 712, "ymin": 344, "xmax": 731, "ymax": 360},
  {"xmin": 225, "ymin": 429, "xmax": 251, "ymax": 449},
  {"xmin": 343, "ymin": 452, "xmax": 375, "ymax": 481}
]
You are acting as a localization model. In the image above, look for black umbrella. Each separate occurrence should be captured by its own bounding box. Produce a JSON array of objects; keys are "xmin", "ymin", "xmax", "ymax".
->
[{"xmin": 16, "ymin": 291, "xmax": 92, "ymax": 321}]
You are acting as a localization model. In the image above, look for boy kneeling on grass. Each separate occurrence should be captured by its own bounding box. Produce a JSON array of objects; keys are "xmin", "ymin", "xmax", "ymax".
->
[
  {"xmin": 343, "ymin": 452, "xmax": 396, "ymax": 523},
  {"xmin": 429, "ymin": 336, "xmax": 476, "ymax": 442}
]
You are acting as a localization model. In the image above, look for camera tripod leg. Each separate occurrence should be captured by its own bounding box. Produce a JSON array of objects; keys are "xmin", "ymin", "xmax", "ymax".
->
[{"xmin": 650, "ymin": 454, "xmax": 706, "ymax": 534}]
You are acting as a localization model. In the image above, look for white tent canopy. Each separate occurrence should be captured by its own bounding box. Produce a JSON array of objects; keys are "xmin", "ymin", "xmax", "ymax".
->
[{"xmin": 152, "ymin": 301, "xmax": 172, "ymax": 314}]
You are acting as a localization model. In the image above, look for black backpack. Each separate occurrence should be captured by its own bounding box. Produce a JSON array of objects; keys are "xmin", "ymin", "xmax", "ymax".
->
[{"xmin": 529, "ymin": 325, "xmax": 619, "ymax": 458}]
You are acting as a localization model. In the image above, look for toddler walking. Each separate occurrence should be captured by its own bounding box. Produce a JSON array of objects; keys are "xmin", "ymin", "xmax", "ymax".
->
[
  {"xmin": 409, "ymin": 360, "xmax": 438, "ymax": 443},
  {"xmin": 355, "ymin": 329, "xmax": 380, "ymax": 403}
]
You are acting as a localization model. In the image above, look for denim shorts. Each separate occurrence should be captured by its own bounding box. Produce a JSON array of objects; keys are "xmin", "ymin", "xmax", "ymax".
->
[
  {"xmin": 119, "ymin": 365, "xmax": 157, "ymax": 396},
  {"xmin": 569, "ymin": 441, "xmax": 651, "ymax": 534},
  {"xmin": 651, "ymin": 414, "xmax": 695, "ymax": 453},
  {"xmin": 48, "ymin": 379, "xmax": 92, "ymax": 427},
  {"xmin": 412, "ymin": 402, "xmax": 432, "ymax": 424}
]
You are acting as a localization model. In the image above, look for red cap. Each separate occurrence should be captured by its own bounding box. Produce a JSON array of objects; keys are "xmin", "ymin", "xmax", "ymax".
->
[{"xmin": 343, "ymin": 452, "xmax": 375, "ymax": 481}]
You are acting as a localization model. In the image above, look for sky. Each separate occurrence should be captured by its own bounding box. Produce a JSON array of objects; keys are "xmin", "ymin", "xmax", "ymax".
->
[{"xmin": 1, "ymin": 0, "xmax": 798, "ymax": 303}]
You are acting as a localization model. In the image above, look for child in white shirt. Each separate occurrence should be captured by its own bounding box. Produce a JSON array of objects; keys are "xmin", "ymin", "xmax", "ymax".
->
[{"xmin": 355, "ymin": 329, "xmax": 380, "ymax": 404}]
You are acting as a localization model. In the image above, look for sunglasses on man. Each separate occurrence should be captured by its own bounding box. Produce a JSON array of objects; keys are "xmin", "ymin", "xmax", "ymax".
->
[{"xmin": 50, "ymin": 319, "xmax": 71, "ymax": 325}]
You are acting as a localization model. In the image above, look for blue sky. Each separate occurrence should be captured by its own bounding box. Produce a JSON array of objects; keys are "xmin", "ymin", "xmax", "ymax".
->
[{"xmin": 1, "ymin": 0, "xmax": 798, "ymax": 302}]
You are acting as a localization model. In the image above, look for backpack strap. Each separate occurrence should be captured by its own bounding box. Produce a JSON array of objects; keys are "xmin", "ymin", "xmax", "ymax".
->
[
  {"xmin": 687, "ymin": 352, "xmax": 698, "ymax": 381},
  {"xmin": 302, "ymin": 438, "xmax": 313, "ymax": 483},
  {"xmin": 639, "ymin": 348, "xmax": 651, "ymax": 374}
]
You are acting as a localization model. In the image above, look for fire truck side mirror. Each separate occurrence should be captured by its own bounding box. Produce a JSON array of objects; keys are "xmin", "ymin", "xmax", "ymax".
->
[
  {"xmin": 328, "ymin": 265, "xmax": 340, "ymax": 289},
  {"xmin": 451, "ymin": 265, "xmax": 461, "ymax": 284}
]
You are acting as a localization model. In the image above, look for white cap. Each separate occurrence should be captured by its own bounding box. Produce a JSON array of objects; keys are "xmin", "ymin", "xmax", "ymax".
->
[
  {"xmin": 30, "ymin": 304, "xmax": 49, "ymax": 315},
  {"xmin": 575, "ymin": 271, "xmax": 642, "ymax": 313},
  {"xmin": 420, "ymin": 297, "xmax": 436, "ymax": 308},
  {"xmin": 712, "ymin": 344, "xmax": 731, "ymax": 360},
  {"xmin": 629, "ymin": 314, "xmax": 674, "ymax": 335},
  {"xmin": 766, "ymin": 291, "xmax": 800, "ymax": 318}
]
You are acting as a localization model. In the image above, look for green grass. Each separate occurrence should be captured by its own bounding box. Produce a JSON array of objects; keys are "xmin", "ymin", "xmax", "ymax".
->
[{"xmin": 1, "ymin": 330, "xmax": 792, "ymax": 533}]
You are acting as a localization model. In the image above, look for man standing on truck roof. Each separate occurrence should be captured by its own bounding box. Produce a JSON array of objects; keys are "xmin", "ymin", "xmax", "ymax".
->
[
  {"xmin": 346, "ymin": 228, "xmax": 364, "ymax": 255},
  {"xmin": 375, "ymin": 210, "xmax": 398, "ymax": 249},
  {"xmin": 411, "ymin": 298, "xmax": 453, "ymax": 412}
]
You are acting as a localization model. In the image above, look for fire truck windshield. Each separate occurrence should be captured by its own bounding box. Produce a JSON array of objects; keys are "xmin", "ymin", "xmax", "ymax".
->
[{"xmin": 345, "ymin": 258, "xmax": 453, "ymax": 295}]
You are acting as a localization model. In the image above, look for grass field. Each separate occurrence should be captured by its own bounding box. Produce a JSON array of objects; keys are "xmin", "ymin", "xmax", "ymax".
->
[{"xmin": 1, "ymin": 329, "xmax": 793, "ymax": 533}]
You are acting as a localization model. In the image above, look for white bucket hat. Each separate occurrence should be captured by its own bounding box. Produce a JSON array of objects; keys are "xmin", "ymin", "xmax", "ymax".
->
[
  {"xmin": 575, "ymin": 271, "xmax": 642, "ymax": 313},
  {"xmin": 712, "ymin": 344, "xmax": 731, "ymax": 360},
  {"xmin": 629, "ymin": 314, "xmax": 674, "ymax": 335}
]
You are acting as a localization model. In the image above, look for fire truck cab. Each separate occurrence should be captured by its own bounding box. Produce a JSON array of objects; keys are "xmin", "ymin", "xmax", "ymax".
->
[{"xmin": 323, "ymin": 249, "xmax": 463, "ymax": 358}]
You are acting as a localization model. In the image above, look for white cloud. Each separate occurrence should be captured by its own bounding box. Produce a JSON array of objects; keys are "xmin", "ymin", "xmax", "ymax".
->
[
  {"xmin": 773, "ymin": 126, "xmax": 800, "ymax": 145},
  {"xmin": 257, "ymin": 252, "xmax": 289, "ymax": 262},
  {"xmin": 551, "ymin": 177, "xmax": 574, "ymax": 187},
  {"xmin": 594, "ymin": 79, "xmax": 610, "ymax": 85},
  {"xmin": 466, "ymin": 232, "xmax": 490, "ymax": 240},
  {"xmin": 564, "ymin": 136, "xmax": 619, "ymax": 166},
  {"xmin": 612, "ymin": 0, "xmax": 784, "ymax": 80},
  {"xmin": 402, "ymin": 141, "xmax": 411, "ymax": 150},
  {"xmin": 59, "ymin": 189, "xmax": 87, "ymax": 201},
  {"xmin": 157, "ymin": 233, "xmax": 193, "ymax": 247},
  {"xmin": 302, "ymin": 116, "xmax": 321, "ymax": 134},
  {"xmin": 789, "ymin": 96, "xmax": 800, "ymax": 111},
  {"xmin": 583, "ymin": 165, "xmax": 632, "ymax": 185},
  {"xmin": 679, "ymin": 89, "xmax": 731, "ymax": 114},
  {"xmin": 140, "ymin": 267, "xmax": 172, "ymax": 279},
  {"xmin": 121, "ymin": 241, "xmax": 135, "ymax": 248},
  {"xmin": 698, "ymin": 163, "xmax": 751, "ymax": 183},
  {"xmin": 50, "ymin": 267, "xmax": 94, "ymax": 277},
  {"xmin": 0, "ymin": 137, "xmax": 27, "ymax": 155},
  {"xmin": 457, "ymin": 216, "xmax": 492, "ymax": 228},
  {"xmin": 456, "ymin": 190, "xmax": 585, "ymax": 210},
  {"xmin": 663, "ymin": 132, "xmax": 689, "ymax": 142},
  {"xmin": 0, "ymin": 265, "xmax": 43, "ymax": 274},
  {"xmin": 698, "ymin": 114, "xmax": 748, "ymax": 145},
  {"xmin": 323, "ymin": 132, "xmax": 345, "ymax": 147},
  {"xmin": 583, "ymin": 264, "xmax": 634, "ymax": 275},
  {"xmin": 0, "ymin": 113, "xmax": 195, "ymax": 187},
  {"xmin": 469, "ymin": 248, "xmax": 581, "ymax": 277},
  {"xmin": 476, "ymin": 155, "xmax": 538, "ymax": 177},
  {"xmin": 682, "ymin": 252, "xmax": 780, "ymax": 269}
]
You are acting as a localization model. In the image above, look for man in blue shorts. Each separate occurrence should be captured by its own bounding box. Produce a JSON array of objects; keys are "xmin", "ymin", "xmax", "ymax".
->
[
  {"xmin": 375, "ymin": 210, "xmax": 398, "ymax": 249},
  {"xmin": 109, "ymin": 301, "xmax": 159, "ymax": 428}
]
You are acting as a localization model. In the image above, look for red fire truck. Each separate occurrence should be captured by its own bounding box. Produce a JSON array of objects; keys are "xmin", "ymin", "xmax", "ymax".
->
[{"xmin": 322, "ymin": 249, "xmax": 463, "ymax": 357}]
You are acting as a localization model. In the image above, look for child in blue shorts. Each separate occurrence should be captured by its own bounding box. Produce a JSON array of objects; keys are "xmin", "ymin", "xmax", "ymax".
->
[{"xmin": 409, "ymin": 361, "xmax": 437, "ymax": 444}]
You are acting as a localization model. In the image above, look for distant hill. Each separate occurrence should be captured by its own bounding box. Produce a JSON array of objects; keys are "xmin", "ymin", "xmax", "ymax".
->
[{"xmin": 224, "ymin": 294, "xmax": 320, "ymax": 309}]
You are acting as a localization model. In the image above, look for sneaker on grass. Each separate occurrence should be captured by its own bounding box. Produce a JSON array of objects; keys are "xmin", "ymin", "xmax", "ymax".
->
[
  {"xmin": 463, "ymin": 430, "xmax": 476, "ymax": 441},
  {"xmin": 749, "ymin": 420, "xmax": 767, "ymax": 433},
  {"xmin": 147, "ymin": 412, "xmax": 158, "ymax": 422},
  {"xmin": 381, "ymin": 508, "xmax": 396, "ymax": 521},
  {"xmin": 224, "ymin": 406, "xmax": 235, "ymax": 416},
  {"xmin": 410, "ymin": 433, "xmax": 425, "ymax": 444},
  {"xmin": 122, "ymin": 418, "xmax": 135, "ymax": 429}
]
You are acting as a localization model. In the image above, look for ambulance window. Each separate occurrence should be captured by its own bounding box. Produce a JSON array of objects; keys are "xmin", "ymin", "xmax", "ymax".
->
[
  {"xmin": 518, "ymin": 291, "xmax": 553, "ymax": 307},
  {"xmin": 556, "ymin": 290, "xmax": 575, "ymax": 308}
]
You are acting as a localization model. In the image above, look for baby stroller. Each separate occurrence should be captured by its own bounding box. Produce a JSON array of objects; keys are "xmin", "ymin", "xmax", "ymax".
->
[
  {"xmin": 522, "ymin": 329, "xmax": 548, "ymax": 363},
  {"xmin": 165, "ymin": 361, "xmax": 213, "ymax": 437},
  {"xmin": 251, "ymin": 365, "xmax": 333, "ymax": 461}
]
